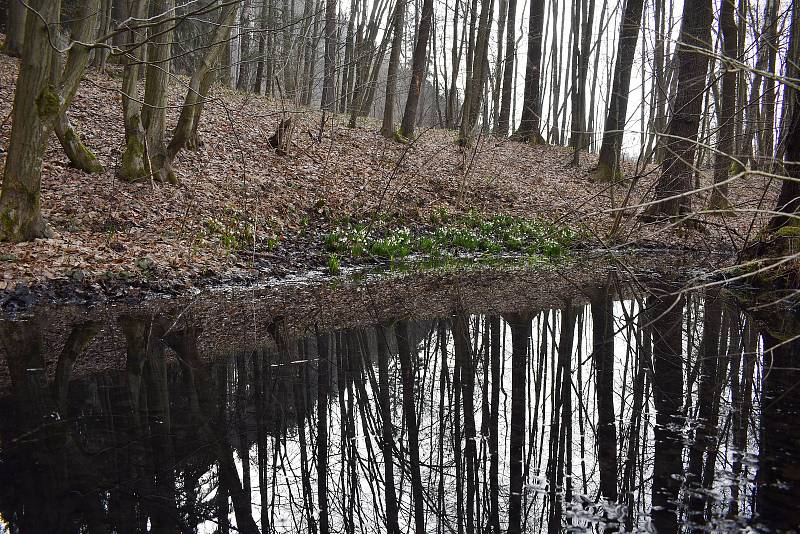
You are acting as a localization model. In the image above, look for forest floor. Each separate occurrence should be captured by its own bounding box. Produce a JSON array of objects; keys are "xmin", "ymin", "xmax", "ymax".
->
[{"xmin": 0, "ymin": 51, "xmax": 779, "ymax": 307}]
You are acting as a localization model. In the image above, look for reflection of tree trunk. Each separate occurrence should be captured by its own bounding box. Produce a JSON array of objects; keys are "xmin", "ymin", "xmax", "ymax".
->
[
  {"xmin": 488, "ymin": 316, "xmax": 502, "ymax": 533},
  {"xmin": 686, "ymin": 289, "xmax": 723, "ymax": 522},
  {"xmin": 454, "ymin": 313, "xmax": 478, "ymax": 534},
  {"xmin": 0, "ymin": 318, "xmax": 107, "ymax": 533},
  {"xmin": 376, "ymin": 325, "xmax": 401, "ymax": 534},
  {"xmin": 592, "ymin": 287, "xmax": 618, "ymax": 501},
  {"xmin": 550, "ymin": 304, "xmax": 576, "ymax": 532},
  {"xmin": 396, "ymin": 320, "xmax": 426, "ymax": 533},
  {"xmin": 436, "ymin": 321, "xmax": 451, "ymax": 534},
  {"xmin": 623, "ymin": 299, "xmax": 650, "ymax": 531},
  {"xmin": 142, "ymin": 320, "xmax": 177, "ymax": 534},
  {"xmin": 216, "ymin": 362, "xmax": 231, "ymax": 534},
  {"xmin": 649, "ymin": 292, "xmax": 685, "ymax": 533},
  {"xmin": 236, "ymin": 353, "xmax": 251, "ymax": 512},
  {"xmin": 729, "ymin": 317, "xmax": 754, "ymax": 519},
  {"xmin": 503, "ymin": 312, "xmax": 532, "ymax": 534},
  {"xmin": 53, "ymin": 322, "xmax": 102, "ymax": 409},
  {"xmin": 756, "ymin": 327, "xmax": 800, "ymax": 529},
  {"xmin": 317, "ymin": 333, "xmax": 331, "ymax": 534},
  {"xmin": 294, "ymin": 351, "xmax": 318, "ymax": 534},
  {"xmin": 168, "ymin": 326, "xmax": 259, "ymax": 534}
]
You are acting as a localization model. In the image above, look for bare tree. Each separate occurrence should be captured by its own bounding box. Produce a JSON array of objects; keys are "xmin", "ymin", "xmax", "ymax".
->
[
  {"xmin": 595, "ymin": 0, "xmax": 645, "ymax": 180},
  {"xmin": 645, "ymin": 0, "xmax": 714, "ymax": 217},
  {"xmin": 513, "ymin": 0, "xmax": 545, "ymax": 142},
  {"xmin": 399, "ymin": 0, "xmax": 434, "ymax": 139}
]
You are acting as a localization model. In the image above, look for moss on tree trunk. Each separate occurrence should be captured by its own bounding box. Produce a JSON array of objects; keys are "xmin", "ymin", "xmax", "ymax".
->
[
  {"xmin": 0, "ymin": 1, "xmax": 61, "ymax": 242},
  {"xmin": 55, "ymin": 111, "xmax": 104, "ymax": 174}
]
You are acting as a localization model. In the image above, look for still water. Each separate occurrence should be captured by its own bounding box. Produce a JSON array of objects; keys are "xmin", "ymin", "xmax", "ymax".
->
[{"xmin": 0, "ymin": 270, "xmax": 798, "ymax": 533}]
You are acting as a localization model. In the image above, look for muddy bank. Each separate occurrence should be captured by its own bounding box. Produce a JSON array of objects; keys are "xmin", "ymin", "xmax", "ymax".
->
[{"xmin": 0, "ymin": 240, "xmax": 731, "ymax": 312}]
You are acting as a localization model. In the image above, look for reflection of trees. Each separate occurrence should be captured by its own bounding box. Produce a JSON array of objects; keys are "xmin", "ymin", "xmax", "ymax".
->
[
  {"xmin": 756, "ymin": 326, "xmax": 800, "ymax": 530},
  {"xmin": 1, "ymin": 290, "xmax": 792, "ymax": 533},
  {"xmin": 649, "ymin": 292, "xmax": 685, "ymax": 534}
]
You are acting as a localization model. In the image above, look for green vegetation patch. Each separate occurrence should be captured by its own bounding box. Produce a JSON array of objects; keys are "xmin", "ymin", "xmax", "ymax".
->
[{"xmin": 323, "ymin": 210, "xmax": 577, "ymax": 264}]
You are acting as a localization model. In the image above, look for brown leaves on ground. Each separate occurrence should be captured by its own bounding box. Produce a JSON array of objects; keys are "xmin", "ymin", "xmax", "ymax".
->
[{"xmin": 0, "ymin": 52, "xmax": 777, "ymax": 291}]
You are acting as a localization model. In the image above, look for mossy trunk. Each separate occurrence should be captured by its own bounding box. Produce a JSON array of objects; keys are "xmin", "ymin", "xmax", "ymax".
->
[
  {"xmin": 53, "ymin": 0, "xmax": 103, "ymax": 174},
  {"xmin": 0, "ymin": 0, "xmax": 62, "ymax": 242},
  {"xmin": 142, "ymin": 0, "xmax": 177, "ymax": 184},
  {"xmin": 118, "ymin": 0, "xmax": 149, "ymax": 182},
  {"xmin": 55, "ymin": 111, "xmax": 104, "ymax": 173}
]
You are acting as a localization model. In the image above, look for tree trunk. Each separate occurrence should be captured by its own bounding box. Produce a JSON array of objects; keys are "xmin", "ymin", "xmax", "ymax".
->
[
  {"xmin": 767, "ymin": 0, "xmax": 800, "ymax": 233},
  {"xmin": 504, "ymin": 312, "xmax": 532, "ymax": 534},
  {"xmin": 512, "ymin": 0, "xmax": 545, "ymax": 142},
  {"xmin": 646, "ymin": 0, "xmax": 713, "ymax": 217},
  {"xmin": 381, "ymin": 0, "xmax": 406, "ymax": 138},
  {"xmin": 491, "ymin": 0, "xmax": 508, "ymax": 133},
  {"xmin": 167, "ymin": 3, "xmax": 239, "ymax": 162},
  {"xmin": 53, "ymin": 0, "xmax": 105, "ymax": 174},
  {"xmin": 3, "ymin": 0, "xmax": 26, "ymax": 57},
  {"xmin": 0, "ymin": 0, "xmax": 61, "ymax": 242},
  {"xmin": 320, "ymin": 0, "xmax": 338, "ymax": 110},
  {"xmin": 142, "ymin": 0, "xmax": 177, "ymax": 184},
  {"xmin": 759, "ymin": 0, "xmax": 780, "ymax": 170},
  {"xmin": 459, "ymin": 0, "xmax": 494, "ymax": 143},
  {"xmin": 396, "ymin": 320, "xmax": 426, "ymax": 533},
  {"xmin": 118, "ymin": 0, "xmax": 150, "ymax": 183},
  {"xmin": 595, "ymin": 0, "xmax": 645, "ymax": 180},
  {"xmin": 708, "ymin": 0, "xmax": 739, "ymax": 210},
  {"xmin": 496, "ymin": 0, "xmax": 517, "ymax": 136},
  {"xmin": 399, "ymin": 0, "xmax": 434, "ymax": 139},
  {"xmin": 237, "ymin": 0, "xmax": 253, "ymax": 91}
]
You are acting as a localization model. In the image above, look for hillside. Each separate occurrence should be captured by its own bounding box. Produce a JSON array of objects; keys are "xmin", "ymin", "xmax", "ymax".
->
[{"xmin": 0, "ymin": 52, "xmax": 775, "ymax": 299}]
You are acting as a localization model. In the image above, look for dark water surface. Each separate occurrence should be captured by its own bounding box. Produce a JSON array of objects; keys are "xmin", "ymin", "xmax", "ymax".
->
[{"xmin": 0, "ymin": 268, "xmax": 798, "ymax": 533}]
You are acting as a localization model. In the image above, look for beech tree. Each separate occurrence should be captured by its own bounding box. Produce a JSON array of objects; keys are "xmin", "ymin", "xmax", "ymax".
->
[{"xmin": 120, "ymin": 0, "xmax": 239, "ymax": 183}]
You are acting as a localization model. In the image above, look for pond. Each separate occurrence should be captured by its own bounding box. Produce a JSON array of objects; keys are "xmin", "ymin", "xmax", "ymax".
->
[{"xmin": 0, "ymin": 263, "xmax": 797, "ymax": 533}]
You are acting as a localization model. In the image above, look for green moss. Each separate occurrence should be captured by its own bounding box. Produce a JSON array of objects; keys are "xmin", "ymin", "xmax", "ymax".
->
[
  {"xmin": 119, "ymin": 136, "xmax": 147, "ymax": 182},
  {"xmin": 36, "ymin": 87, "xmax": 61, "ymax": 118},
  {"xmin": 775, "ymin": 225, "xmax": 800, "ymax": 238}
]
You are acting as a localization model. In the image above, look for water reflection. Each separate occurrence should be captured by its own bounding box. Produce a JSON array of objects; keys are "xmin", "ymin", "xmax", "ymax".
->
[{"xmin": 0, "ymin": 281, "xmax": 798, "ymax": 533}]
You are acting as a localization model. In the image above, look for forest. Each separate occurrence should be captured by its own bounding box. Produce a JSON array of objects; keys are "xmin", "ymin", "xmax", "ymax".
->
[
  {"xmin": 0, "ymin": 0, "xmax": 800, "ymax": 532},
  {"xmin": 0, "ymin": 0, "xmax": 796, "ymax": 292}
]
